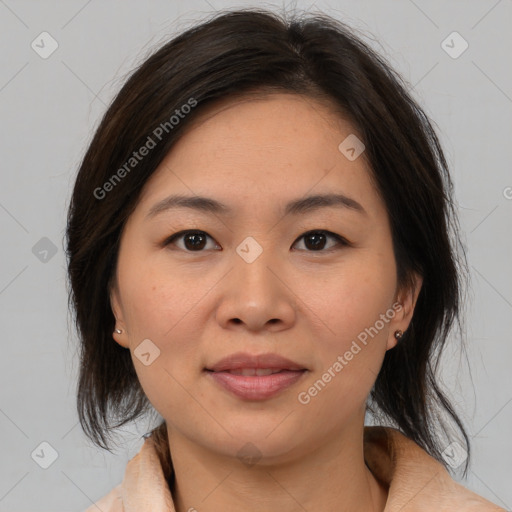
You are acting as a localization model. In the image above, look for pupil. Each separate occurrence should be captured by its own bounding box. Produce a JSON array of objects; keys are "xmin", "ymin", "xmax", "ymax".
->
[
  {"xmin": 306, "ymin": 232, "xmax": 325, "ymax": 250},
  {"xmin": 185, "ymin": 233, "xmax": 206, "ymax": 250}
]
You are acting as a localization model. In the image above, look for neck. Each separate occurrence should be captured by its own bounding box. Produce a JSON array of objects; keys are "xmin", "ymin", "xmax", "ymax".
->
[{"xmin": 167, "ymin": 421, "xmax": 388, "ymax": 512}]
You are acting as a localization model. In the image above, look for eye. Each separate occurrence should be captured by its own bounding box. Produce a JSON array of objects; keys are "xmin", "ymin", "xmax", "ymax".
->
[
  {"xmin": 164, "ymin": 230, "xmax": 220, "ymax": 252},
  {"xmin": 163, "ymin": 229, "xmax": 349, "ymax": 253},
  {"xmin": 292, "ymin": 230, "xmax": 349, "ymax": 252}
]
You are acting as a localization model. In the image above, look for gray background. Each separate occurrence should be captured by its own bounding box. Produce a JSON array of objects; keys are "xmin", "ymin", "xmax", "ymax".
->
[{"xmin": 0, "ymin": 0, "xmax": 511, "ymax": 510}]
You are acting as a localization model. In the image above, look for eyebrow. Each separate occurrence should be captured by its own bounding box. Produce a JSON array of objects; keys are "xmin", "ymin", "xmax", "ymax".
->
[{"xmin": 146, "ymin": 193, "xmax": 367, "ymax": 219}]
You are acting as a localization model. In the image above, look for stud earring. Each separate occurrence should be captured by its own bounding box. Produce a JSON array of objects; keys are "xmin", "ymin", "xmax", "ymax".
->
[
  {"xmin": 115, "ymin": 328, "xmax": 122, "ymax": 334},
  {"xmin": 394, "ymin": 329, "xmax": 403, "ymax": 340}
]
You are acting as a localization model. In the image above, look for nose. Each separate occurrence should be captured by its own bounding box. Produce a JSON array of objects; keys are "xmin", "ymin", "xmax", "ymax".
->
[{"xmin": 215, "ymin": 248, "xmax": 297, "ymax": 333}]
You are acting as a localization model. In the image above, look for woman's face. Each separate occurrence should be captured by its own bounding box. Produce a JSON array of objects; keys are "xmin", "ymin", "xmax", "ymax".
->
[{"xmin": 111, "ymin": 93, "xmax": 420, "ymax": 462}]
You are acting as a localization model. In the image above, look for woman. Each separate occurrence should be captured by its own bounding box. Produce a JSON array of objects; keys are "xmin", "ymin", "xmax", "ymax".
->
[{"xmin": 66, "ymin": 8, "xmax": 505, "ymax": 511}]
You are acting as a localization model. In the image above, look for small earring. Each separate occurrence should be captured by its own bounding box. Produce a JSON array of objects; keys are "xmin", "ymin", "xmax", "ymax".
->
[
  {"xmin": 394, "ymin": 329, "xmax": 403, "ymax": 340},
  {"xmin": 115, "ymin": 328, "xmax": 122, "ymax": 334}
]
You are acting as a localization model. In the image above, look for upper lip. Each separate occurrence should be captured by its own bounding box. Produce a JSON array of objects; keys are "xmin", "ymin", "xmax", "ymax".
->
[{"xmin": 206, "ymin": 352, "xmax": 307, "ymax": 372}]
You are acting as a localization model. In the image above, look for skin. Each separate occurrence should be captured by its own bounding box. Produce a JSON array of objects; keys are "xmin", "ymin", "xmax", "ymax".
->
[{"xmin": 110, "ymin": 93, "xmax": 422, "ymax": 512}]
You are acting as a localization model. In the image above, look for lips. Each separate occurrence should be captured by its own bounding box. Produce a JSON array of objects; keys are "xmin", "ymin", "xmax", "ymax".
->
[
  {"xmin": 205, "ymin": 352, "xmax": 307, "ymax": 400},
  {"xmin": 224, "ymin": 368, "xmax": 283, "ymax": 376},
  {"xmin": 206, "ymin": 352, "xmax": 307, "ymax": 373}
]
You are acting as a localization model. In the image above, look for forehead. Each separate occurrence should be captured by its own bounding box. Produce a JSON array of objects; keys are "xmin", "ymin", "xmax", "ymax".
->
[
  {"xmin": 136, "ymin": 93, "xmax": 381, "ymax": 218},
  {"xmin": 161, "ymin": 92, "xmax": 360, "ymax": 168}
]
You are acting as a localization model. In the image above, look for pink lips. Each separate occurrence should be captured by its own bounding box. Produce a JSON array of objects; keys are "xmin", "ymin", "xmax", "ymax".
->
[{"xmin": 205, "ymin": 352, "xmax": 307, "ymax": 400}]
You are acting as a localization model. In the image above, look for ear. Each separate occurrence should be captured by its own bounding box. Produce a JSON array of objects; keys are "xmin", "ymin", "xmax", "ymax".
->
[
  {"xmin": 386, "ymin": 272, "xmax": 423, "ymax": 351},
  {"xmin": 110, "ymin": 283, "xmax": 129, "ymax": 348}
]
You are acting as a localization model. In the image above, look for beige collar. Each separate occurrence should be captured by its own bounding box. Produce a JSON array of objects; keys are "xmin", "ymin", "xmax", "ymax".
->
[{"xmin": 88, "ymin": 426, "xmax": 505, "ymax": 511}]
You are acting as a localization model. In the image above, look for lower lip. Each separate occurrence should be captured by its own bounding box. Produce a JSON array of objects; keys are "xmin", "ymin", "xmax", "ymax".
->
[{"xmin": 207, "ymin": 370, "xmax": 307, "ymax": 400}]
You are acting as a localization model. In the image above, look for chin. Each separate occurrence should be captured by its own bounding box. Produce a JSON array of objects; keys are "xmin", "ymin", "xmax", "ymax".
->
[{"xmin": 201, "ymin": 413, "xmax": 310, "ymax": 464}]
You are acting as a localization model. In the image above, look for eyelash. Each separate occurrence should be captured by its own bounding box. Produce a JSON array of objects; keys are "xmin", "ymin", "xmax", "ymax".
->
[{"xmin": 162, "ymin": 229, "xmax": 350, "ymax": 253}]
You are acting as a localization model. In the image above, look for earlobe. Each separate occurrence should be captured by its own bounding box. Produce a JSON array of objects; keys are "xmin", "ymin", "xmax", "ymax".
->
[
  {"xmin": 110, "ymin": 286, "xmax": 129, "ymax": 348},
  {"xmin": 386, "ymin": 272, "xmax": 423, "ymax": 350},
  {"xmin": 112, "ymin": 328, "xmax": 129, "ymax": 348},
  {"xmin": 386, "ymin": 328, "xmax": 404, "ymax": 351}
]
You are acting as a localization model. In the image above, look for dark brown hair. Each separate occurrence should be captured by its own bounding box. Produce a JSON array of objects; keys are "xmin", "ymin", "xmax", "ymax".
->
[{"xmin": 66, "ymin": 8, "xmax": 470, "ymax": 478}]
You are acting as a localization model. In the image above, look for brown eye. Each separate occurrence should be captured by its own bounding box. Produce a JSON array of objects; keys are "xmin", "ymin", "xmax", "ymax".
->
[
  {"xmin": 293, "ymin": 230, "xmax": 348, "ymax": 252},
  {"xmin": 183, "ymin": 232, "xmax": 207, "ymax": 250},
  {"xmin": 164, "ymin": 230, "xmax": 220, "ymax": 251}
]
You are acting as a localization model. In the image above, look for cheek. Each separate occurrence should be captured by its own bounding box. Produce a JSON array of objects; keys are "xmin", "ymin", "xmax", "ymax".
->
[
  {"xmin": 297, "ymin": 248, "xmax": 397, "ymax": 383},
  {"xmin": 119, "ymin": 257, "xmax": 203, "ymax": 339},
  {"xmin": 116, "ymin": 256, "xmax": 209, "ymax": 396},
  {"xmin": 310, "ymin": 253, "xmax": 395, "ymax": 333},
  {"xmin": 293, "ymin": 258, "xmax": 396, "ymax": 427},
  {"xmin": 118, "ymin": 265, "xmax": 206, "ymax": 419}
]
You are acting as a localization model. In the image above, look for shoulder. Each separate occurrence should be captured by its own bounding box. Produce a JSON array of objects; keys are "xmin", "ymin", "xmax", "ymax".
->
[
  {"xmin": 364, "ymin": 426, "xmax": 507, "ymax": 511},
  {"xmin": 83, "ymin": 435, "xmax": 175, "ymax": 511},
  {"xmin": 445, "ymin": 480, "xmax": 507, "ymax": 511}
]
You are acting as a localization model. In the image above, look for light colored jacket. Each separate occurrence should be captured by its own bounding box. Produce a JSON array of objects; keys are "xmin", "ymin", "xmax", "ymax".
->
[{"xmin": 85, "ymin": 426, "xmax": 507, "ymax": 511}]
